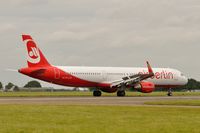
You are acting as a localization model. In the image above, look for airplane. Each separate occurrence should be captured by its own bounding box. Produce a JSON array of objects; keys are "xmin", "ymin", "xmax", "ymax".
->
[{"xmin": 18, "ymin": 35, "xmax": 188, "ymax": 97}]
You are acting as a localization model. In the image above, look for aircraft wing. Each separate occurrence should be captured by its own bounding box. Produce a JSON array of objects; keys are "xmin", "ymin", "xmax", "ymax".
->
[{"xmin": 110, "ymin": 61, "xmax": 154, "ymax": 88}]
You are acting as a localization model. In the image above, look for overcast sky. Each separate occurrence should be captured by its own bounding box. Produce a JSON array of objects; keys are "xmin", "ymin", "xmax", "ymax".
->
[{"xmin": 0, "ymin": 0, "xmax": 200, "ymax": 88}]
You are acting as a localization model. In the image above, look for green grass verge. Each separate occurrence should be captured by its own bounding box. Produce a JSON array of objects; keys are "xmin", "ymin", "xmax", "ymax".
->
[
  {"xmin": 0, "ymin": 105, "xmax": 200, "ymax": 133},
  {"xmin": 0, "ymin": 91, "xmax": 200, "ymax": 97},
  {"xmin": 145, "ymin": 100, "xmax": 200, "ymax": 106}
]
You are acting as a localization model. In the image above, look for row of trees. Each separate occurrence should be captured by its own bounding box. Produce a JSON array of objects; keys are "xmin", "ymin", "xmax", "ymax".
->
[{"xmin": 0, "ymin": 81, "xmax": 41, "ymax": 91}]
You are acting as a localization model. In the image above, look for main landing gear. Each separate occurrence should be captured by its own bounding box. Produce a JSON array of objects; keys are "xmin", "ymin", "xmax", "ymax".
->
[
  {"xmin": 93, "ymin": 90, "xmax": 102, "ymax": 97},
  {"xmin": 117, "ymin": 90, "xmax": 126, "ymax": 97},
  {"xmin": 117, "ymin": 83, "xmax": 126, "ymax": 97},
  {"xmin": 167, "ymin": 88, "xmax": 173, "ymax": 96}
]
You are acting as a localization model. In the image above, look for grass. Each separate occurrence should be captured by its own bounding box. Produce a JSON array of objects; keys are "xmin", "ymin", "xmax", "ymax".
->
[
  {"xmin": 145, "ymin": 100, "xmax": 200, "ymax": 106},
  {"xmin": 0, "ymin": 91, "xmax": 200, "ymax": 97},
  {"xmin": 0, "ymin": 105, "xmax": 200, "ymax": 133}
]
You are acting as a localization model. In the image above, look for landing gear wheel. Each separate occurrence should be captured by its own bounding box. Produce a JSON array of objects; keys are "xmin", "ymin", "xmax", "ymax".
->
[
  {"xmin": 117, "ymin": 90, "xmax": 125, "ymax": 97},
  {"xmin": 93, "ymin": 90, "xmax": 102, "ymax": 97},
  {"xmin": 167, "ymin": 88, "xmax": 173, "ymax": 96},
  {"xmin": 167, "ymin": 92, "xmax": 173, "ymax": 96}
]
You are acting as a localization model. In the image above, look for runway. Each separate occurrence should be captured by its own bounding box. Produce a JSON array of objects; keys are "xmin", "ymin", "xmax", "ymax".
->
[{"xmin": 0, "ymin": 96, "xmax": 199, "ymax": 106}]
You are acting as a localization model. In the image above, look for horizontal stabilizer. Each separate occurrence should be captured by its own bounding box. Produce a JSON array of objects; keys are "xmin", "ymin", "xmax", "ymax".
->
[{"xmin": 5, "ymin": 69, "xmax": 18, "ymax": 72}]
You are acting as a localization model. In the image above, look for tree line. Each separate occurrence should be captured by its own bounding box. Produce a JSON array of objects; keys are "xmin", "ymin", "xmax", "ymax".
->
[{"xmin": 0, "ymin": 81, "xmax": 41, "ymax": 91}]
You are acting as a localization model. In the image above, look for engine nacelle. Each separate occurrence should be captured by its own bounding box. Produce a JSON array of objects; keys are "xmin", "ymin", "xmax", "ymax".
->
[{"xmin": 134, "ymin": 82, "xmax": 155, "ymax": 93}]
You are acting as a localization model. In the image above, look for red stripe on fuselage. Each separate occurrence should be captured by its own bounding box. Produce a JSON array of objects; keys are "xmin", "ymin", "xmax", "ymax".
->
[{"xmin": 19, "ymin": 66, "xmax": 111, "ymax": 88}]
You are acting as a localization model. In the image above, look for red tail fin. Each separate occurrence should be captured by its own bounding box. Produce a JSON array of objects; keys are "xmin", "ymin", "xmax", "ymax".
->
[{"xmin": 22, "ymin": 35, "xmax": 50, "ymax": 67}]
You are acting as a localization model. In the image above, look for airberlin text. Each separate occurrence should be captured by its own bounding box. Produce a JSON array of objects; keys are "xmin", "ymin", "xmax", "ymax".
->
[{"xmin": 138, "ymin": 70, "xmax": 174, "ymax": 79}]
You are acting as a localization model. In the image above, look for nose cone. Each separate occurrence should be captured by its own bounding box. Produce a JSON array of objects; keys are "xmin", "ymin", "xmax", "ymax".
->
[{"xmin": 182, "ymin": 76, "xmax": 188, "ymax": 85}]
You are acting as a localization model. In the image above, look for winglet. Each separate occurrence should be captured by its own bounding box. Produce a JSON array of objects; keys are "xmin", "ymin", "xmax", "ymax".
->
[
  {"xmin": 22, "ymin": 35, "xmax": 33, "ymax": 41},
  {"xmin": 146, "ymin": 61, "xmax": 153, "ymax": 74}
]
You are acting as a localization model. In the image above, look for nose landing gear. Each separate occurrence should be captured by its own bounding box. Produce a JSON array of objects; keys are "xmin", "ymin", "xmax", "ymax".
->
[{"xmin": 167, "ymin": 88, "xmax": 173, "ymax": 96}]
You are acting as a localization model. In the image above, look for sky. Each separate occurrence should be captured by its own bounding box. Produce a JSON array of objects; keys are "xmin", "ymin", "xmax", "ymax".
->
[{"xmin": 0, "ymin": 0, "xmax": 200, "ymax": 88}]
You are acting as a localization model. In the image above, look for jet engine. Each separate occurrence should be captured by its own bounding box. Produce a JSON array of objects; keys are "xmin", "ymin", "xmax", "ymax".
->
[{"xmin": 134, "ymin": 82, "xmax": 155, "ymax": 93}]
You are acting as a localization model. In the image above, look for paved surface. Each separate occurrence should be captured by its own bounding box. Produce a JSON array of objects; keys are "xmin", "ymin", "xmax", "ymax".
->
[{"xmin": 0, "ymin": 96, "xmax": 199, "ymax": 107}]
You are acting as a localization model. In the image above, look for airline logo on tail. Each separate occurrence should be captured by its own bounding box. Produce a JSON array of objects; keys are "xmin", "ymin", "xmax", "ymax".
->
[
  {"xmin": 22, "ymin": 35, "xmax": 50, "ymax": 67},
  {"xmin": 27, "ymin": 41, "xmax": 41, "ymax": 64}
]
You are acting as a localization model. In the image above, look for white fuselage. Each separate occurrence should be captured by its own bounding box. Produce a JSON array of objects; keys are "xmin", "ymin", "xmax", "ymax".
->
[{"xmin": 57, "ymin": 66, "xmax": 188, "ymax": 87}]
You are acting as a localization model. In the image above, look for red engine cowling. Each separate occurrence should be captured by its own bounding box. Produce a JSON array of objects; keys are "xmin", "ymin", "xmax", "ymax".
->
[{"xmin": 134, "ymin": 82, "xmax": 155, "ymax": 93}]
